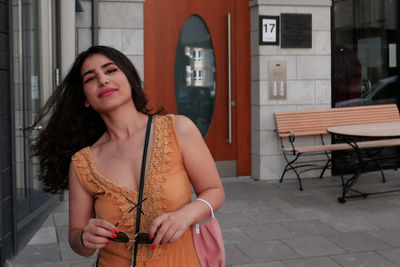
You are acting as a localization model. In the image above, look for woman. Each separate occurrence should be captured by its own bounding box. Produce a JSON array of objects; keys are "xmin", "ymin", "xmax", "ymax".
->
[{"xmin": 32, "ymin": 46, "xmax": 225, "ymax": 266}]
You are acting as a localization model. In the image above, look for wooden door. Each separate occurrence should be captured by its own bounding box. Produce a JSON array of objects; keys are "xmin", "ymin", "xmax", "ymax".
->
[{"xmin": 144, "ymin": 0, "xmax": 250, "ymax": 177}]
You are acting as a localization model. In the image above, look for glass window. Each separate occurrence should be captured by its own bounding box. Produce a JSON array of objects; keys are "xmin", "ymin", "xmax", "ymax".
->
[
  {"xmin": 332, "ymin": 0, "xmax": 400, "ymax": 175},
  {"xmin": 11, "ymin": 0, "xmax": 53, "ymax": 219},
  {"xmin": 333, "ymin": 0, "xmax": 399, "ymax": 108},
  {"xmin": 174, "ymin": 15, "xmax": 216, "ymax": 137}
]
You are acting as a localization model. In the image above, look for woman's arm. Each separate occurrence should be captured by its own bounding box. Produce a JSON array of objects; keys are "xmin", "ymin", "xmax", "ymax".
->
[
  {"xmin": 149, "ymin": 115, "xmax": 225, "ymax": 247},
  {"xmin": 68, "ymin": 162, "xmax": 116, "ymax": 256}
]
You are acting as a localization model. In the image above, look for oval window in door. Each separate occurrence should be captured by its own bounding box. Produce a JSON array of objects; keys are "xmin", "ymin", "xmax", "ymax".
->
[{"xmin": 175, "ymin": 15, "xmax": 216, "ymax": 137}]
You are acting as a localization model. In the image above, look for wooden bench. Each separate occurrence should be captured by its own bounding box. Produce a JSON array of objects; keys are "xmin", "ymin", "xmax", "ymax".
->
[{"xmin": 274, "ymin": 104, "xmax": 400, "ymax": 190}]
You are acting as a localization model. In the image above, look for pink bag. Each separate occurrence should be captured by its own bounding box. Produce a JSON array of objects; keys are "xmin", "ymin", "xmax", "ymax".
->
[{"xmin": 192, "ymin": 198, "xmax": 225, "ymax": 267}]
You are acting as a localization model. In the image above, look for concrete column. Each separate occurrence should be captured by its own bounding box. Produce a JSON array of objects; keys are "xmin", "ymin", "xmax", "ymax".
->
[
  {"xmin": 249, "ymin": 0, "xmax": 332, "ymax": 180},
  {"xmin": 60, "ymin": 0, "xmax": 76, "ymax": 78}
]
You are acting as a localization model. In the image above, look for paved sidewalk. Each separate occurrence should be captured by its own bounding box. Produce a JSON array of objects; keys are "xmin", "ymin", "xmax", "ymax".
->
[{"xmin": 6, "ymin": 170, "xmax": 400, "ymax": 266}]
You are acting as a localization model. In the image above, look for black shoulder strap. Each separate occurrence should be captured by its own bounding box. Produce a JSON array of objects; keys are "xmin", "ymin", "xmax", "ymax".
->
[{"xmin": 132, "ymin": 115, "xmax": 153, "ymax": 267}]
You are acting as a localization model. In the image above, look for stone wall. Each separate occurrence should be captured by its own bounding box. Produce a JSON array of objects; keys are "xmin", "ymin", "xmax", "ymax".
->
[
  {"xmin": 76, "ymin": 0, "xmax": 145, "ymax": 79},
  {"xmin": 76, "ymin": 0, "xmax": 92, "ymax": 54},
  {"xmin": 249, "ymin": 0, "xmax": 332, "ymax": 180}
]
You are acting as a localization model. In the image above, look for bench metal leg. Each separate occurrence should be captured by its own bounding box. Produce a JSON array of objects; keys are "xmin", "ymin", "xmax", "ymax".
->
[
  {"xmin": 371, "ymin": 157, "xmax": 386, "ymax": 183},
  {"xmin": 319, "ymin": 158, "xmax": 331, "ymax": 178},
  {"xmin": 280, "ymin": 153, "xmax": 303, "ymax": 191}
]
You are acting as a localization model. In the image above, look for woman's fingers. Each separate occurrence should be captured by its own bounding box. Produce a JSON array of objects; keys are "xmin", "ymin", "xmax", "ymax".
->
[
  {"xmin": 88, "ymin": 218, "xmax": 116, "ymax": 232},
  {"xmin": 81, "ymin": 218, "xmax": 118, "ymax": 248},
  {"xmin": 150, "ymin": 212, "xmax": 189, "ymax": 246},
  {"xmin": 81, "ymin": 230, "xmax": 110, "ymax": 249}
]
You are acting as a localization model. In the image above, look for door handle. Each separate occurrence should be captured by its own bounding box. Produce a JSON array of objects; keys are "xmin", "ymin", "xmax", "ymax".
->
[
  {"xmin": 227, "ymin": 13, "xmax": 232, "ymax": 144},
  {"xmin": 18, "ymin": 125, "xmax": 42, "ymax": 131}
]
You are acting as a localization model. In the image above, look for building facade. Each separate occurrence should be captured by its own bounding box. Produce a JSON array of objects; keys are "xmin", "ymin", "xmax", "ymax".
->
[
  {"xmin": 1, "ymin": 0, "xmax": 75, "ymax": 265},
  {"xmin": 2, "ymin": 0, "xmax": 400, "ymax": 264}
]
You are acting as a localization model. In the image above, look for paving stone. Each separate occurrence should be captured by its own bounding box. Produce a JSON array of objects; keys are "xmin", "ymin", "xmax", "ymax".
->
[
  {"xmin": 282, "ymin": 207, "xmax": 333, "ymax": 220},
  {"xmin": 331, "ymin": 251, "xmax": 398, "ymax": 267},
  {"xmin": 247, "ymin": 197, "xmax": 294, "ymax": 210},
  {"xmin": 6, "ymin": 259, "xmax": 93, "ymax": 267},
  {"xmin": 219, "ymin": 200, "xmax": 257, "ymax": 214},
  {"xmin": 357, "ymin": 200, "xmax": 400, "ymax": 214},
  {"xmin": 367, "ymin": 228, "xmax": 400, "ymax": 247},
  {"xmin": 27, "ymin": 226, "xmax": 57, "ymax": 245},
  {"xmin": 321, "ymin": 204, "xmax": 370, "ymax": 218},
  {"xmin": 56, "ymin": 225, "xmax": 69, "ymax": 244},
  {"xmin": 223, "ymin": 181, "xmax": 266, "ymax": 196},
  {"xmin": 283, "ymin": 256, "xmax": 341, "ymax": 267},
  {"xmin": 240, "ymin": 223, "xmax": 294, "ymax": 241},
  {"xmin": 320, "ymin": 214, "xmax": 379, "ymax": 233},
  {"xmin": 53, "ymin": 212, "xmax": 69, "ymax": 226},
  {"xmin": 364, "ymin": 212, "xmax": 400, "ymax": 228},
  {"xmin": 40, "ymin": 214, "xmax": 55, "ymax": 227},
  {"xmin": 53, "ymin": 200, "xmax": 69, "ymax": 213},
  {"xmin": 279, "ymin": 195, "xmax": 330, "ymax": 208},
  {"xmin": 224, "ymin": 181, "xmax": 288, "ymax": 201},
  {"xmin": 279, "ymin": 219, "xmax": 342, "ymax": 238},
  {"xmin": 377, "ymin": 248, "xmax": 400, "ymax": 266},
  {"xmin": 244, "ymin": 209, "xmax": 294, "ymax": 224},
  {"xmin": 237, "ymin": 240, "xmax": 299, "ymax": 262},
  {"xmin": 59, "ymin": 242, "xmax": 88, "ymax": 261},
  {"xmin": 8, "ymin": 243, "xmax": 60, "ymax": 264},
  {"xmin": 387, "ymin": 197, "xmax": 400, "ymax": 207},
  {"xmin": 283, "ymin": 236, "xmax": 345, "ymax": 257},
  {"xmin": 232, "ymin": 262, "xmax": 286, "ymax": 267},
  {"xmin": 218, "ymin": 212, "xmax": 256, "ymax": 228},
  {"xmin": 286, "ymin": 186, "xmax": 339, "ymax": 198},
  {"xmin": 222, "ymin": 227, "xmax": 254, "ymax": 245},
  {"xmin": 325, "ymin": 231, "xmax": 390, "ymax": 252},
  {"xmin": 225, "ymin": 244, "xmax": 252, "ymax": 266}
]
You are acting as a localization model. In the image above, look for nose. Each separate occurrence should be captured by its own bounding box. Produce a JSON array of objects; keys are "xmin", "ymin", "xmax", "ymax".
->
[{"xmin": 97, "ymin": 73, "xmax": 109, "ymax": 86}]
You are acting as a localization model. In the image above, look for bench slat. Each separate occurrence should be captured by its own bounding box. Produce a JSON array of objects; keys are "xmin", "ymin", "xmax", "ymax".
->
[
  {"xmin": 282, "ymin": 138, "xmax": 400, "ymax": 154},
  {"xmin": 275, "ymin": 104, "xmax": 400, "ymax": 137}
]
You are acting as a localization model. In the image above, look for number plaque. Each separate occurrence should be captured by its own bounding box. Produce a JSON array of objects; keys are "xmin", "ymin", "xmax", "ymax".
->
[{"xmin": 259, "ymin": 16, "xmax": 279, "ymax": 45}]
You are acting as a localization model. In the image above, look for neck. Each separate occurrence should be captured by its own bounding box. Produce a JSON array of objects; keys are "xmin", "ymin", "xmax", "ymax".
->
[{"xmin": 99, "ymin": 101, "xmax": 148, "ymax": 140}]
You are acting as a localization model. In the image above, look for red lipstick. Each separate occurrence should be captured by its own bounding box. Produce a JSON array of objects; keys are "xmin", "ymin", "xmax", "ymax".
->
[{"xmin": 99, "ymin": 88, "xmax": 117, "ymax": 97}]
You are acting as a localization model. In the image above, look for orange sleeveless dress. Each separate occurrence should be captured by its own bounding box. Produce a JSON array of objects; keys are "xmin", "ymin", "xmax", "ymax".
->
[{"xmin": 71, "ymin": 115, "xmax": 200, "ymax": 267}]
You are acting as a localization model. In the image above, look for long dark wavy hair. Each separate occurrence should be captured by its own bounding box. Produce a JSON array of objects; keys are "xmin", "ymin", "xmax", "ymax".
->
[{"xmin": 31, "ymin": 46, "xmax": 158, "ymax": 193}]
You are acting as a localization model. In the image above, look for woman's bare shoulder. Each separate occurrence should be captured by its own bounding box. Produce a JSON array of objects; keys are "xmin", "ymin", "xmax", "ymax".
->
[{"xmin": 172, "ymin": 115, "xmax": 198, "ymax": 136}]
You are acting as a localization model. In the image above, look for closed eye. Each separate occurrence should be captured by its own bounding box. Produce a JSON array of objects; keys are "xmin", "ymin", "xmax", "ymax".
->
[
  {"xmin": 83, "ymin": 69, "xmax": 117, "ymax": 84},
  {"xmin": 105, "ymin": 68, "xmax": 118, "ymax": 75},
  {"xmin": 84, "ymin": 76, "xmax": 96, "ymax": 84}
]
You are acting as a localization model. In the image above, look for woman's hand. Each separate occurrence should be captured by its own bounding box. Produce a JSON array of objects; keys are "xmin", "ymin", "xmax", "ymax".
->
[
  {"xmin": 149, "ymin": 209, "xmax": 192, "ymax": 247},
  {"xmin": 80, "ymin": 218, "xmax": 117, "ymax": 249}
]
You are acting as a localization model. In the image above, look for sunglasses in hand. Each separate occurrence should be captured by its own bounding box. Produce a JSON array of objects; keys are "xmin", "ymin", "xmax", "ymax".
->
[
  {"xmin": 108, "ymin": 231, "xmax": 154, "ymax": 244},
  {"xmin": 107, "ymin": 197, "xmax": 153, "ymax": 244}
]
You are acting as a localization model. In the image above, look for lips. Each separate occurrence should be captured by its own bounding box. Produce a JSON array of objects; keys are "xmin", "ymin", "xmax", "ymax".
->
[{"xmin": 99, "ymin": 88, "xmax": 117, "ymax": 97}]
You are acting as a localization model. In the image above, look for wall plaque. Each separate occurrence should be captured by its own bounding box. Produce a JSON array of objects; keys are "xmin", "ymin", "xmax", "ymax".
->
[
  {"xmin": 259, "ymin": 16, "xmax": 279, "ymax": 45},
  {"xmin": 281, "ymin": 13, "xmax": 312, "ymax": 48}
]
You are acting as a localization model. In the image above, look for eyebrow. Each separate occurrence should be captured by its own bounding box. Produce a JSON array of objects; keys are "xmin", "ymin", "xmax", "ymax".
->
[{"xmin": 82, "ymin": 62, "xmax": 116, "ymax": 79}]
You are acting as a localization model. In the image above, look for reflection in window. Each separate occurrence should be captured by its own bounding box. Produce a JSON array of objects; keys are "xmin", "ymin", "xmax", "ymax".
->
[
  {"xmin": 333, "ymin": 0, "xmax": 399, "ymax": 108},
  {"xmin": 12, "ymin": 0, "xmax": 47, "ymax": 215},
  {"xmin": 175, "ymin": 15, "xmax": 216, "ymax": 137},
  {"xmin": 332, "ymin": 0, "xmax": 400, "ymax": 176}
]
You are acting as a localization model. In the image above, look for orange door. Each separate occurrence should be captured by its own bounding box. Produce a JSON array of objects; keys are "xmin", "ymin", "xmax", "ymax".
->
[{"xmin": 144, "ymin": 0, "xmax": 250, "ymax": 177}]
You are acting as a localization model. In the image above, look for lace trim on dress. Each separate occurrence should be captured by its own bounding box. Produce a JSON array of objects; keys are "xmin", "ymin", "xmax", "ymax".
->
[{"xmin": 138, "ymin": 115, "xmax": 175, "ymax": 261}]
